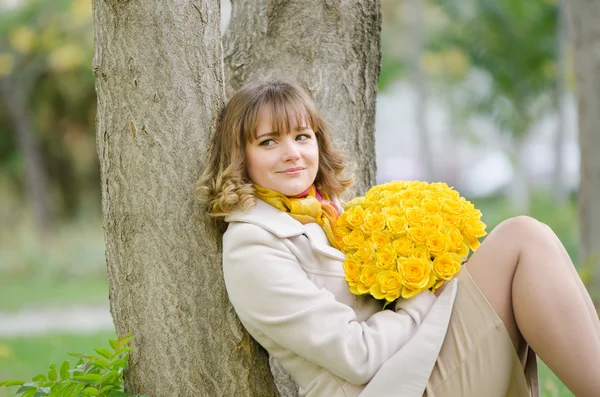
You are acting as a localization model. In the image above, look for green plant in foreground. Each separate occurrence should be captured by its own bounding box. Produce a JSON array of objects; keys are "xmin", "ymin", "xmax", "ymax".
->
[{"xmin": 0, "ymin": 334, "xmax": 148, "ymax": 397}]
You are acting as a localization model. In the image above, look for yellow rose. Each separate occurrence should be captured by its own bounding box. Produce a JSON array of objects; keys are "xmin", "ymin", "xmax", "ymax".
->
[
  {"xmin": 356, "ymin": 266, "xmax": 379, "ymax": 294},
  {"xmin": 346, "ymin": 206, "xmax": 365, "ymax": 228},
  {"xmin": 392, "ymin": 235, "xmax": 414, "ymax": 257},
  {"xmin": 371, "ymin": 231, "xmax": 391, "ymax": 250},
  {"xmin": 406, "ymin": 207, "xmax": 426, "ymax": 226},
  {"xmin": 342, "ymin": 228, "xmax": 366, "ymax": 248},
  {"xmin": 442, "ymin": 212, "xmax": 460, "ymax": 228},
  {"xmin": 356, "ymin": 241, "xmax": 375, "ymax": 262},
  {"xmin": 370, "ymin": 270, "xmax": 403, "ymax": 302},
  {"xmin": 441, "ymin": 197, "xmax": 465, "ymax": 215},
  {"xmin": 422, "ymin": 214, "xmax": 443, "ymax": 231},
  {"xmin": 409, "ymin": 244, "xmax": 431, "ymax": 261},
  {"xmin": 398, "ymin": 258, "xmax": 433, "ymax": 295},
  {"xmin": 457, "ymin": 243, "xmax": 470, "ymax": 258},
  {"xmin": 343, "ymin": 255, "xmax": 362, "ymax": 285},
  {"xmin": 463, "ymin": 218, "xmax": 487, "ymax": 238},
  {"xmin": 433, "ymin": 253, "xmax": 462, "ymax": 280},
  {"xmin": 336, "ymin": 212, "xmax": 349, "ymax": 228},
  {"xmin": 426, "ymin": 232, "xmax": 450, "ymax": 256},
  {"xmin": 448, "ymin": 228, "xmax": 464, "ymax": 250},
  {"xmin": 465, "ymin": 236, "xmax": 481, "ymax": 251},
  {"xmin": 384, "ymin": 207, "xmax": 404, "ymax": 217},
  {"xmin": 361, "ymin": 210, "xmax": 386, "ymax": 234},
  {"xmin": 334, "ymin": 226, "xmax": 350, "ymax": 244},
  {"xmin": 401, "ymin": 197, "xmax": 419, "ymax": 209},
  {"xmin": 383, "ymin": 194, "xmax": 401, "ymax": 207},
  {"xmin": 422, "ymin": 199, "xmax": 441, "ymax": 215},
  {"xmin": 376, "ymin": 247, "xmax": 397, "ymax": 270},
  {"xmin": 387, "ymin": 216, "xmax": 408, "ymax": 234},
  {"xmin": 406, "ymin": 226, "xmax": 428, "ymax": 245},
  {"xmin": 343, "ymin": 197, "xmax": 364, "ymax": 210}
]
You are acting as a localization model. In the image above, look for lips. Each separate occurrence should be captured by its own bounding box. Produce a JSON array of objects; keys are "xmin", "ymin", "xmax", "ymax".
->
[{"xmin": 278, "ymin": 167, "xmax": 306, "ymax": 173}]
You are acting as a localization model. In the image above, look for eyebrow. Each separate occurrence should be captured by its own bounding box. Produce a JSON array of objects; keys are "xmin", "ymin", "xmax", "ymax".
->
[{"xmin": 256, "ymin": 126, "xmax": 311, "ymax": 140}]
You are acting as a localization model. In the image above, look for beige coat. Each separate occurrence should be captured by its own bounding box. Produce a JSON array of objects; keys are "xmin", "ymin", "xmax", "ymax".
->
[{"xmin": 223, "ymin": 199, "xmax": 459, "ymax": 397}]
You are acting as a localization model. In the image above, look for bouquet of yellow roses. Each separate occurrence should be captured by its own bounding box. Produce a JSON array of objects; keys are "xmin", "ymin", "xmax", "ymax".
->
[{"xmin": 334, "ymin": 181, "xmax": 487, "ymax": 302}]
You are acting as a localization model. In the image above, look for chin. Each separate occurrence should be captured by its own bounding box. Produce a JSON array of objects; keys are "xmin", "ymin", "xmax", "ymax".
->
[{"xmin": 280, "ymin": 182, "xmax": 312, "ymax": 196}]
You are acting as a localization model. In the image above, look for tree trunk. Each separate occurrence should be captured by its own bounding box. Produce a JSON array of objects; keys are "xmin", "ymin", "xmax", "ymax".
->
[
  {"xmin": 223, "ymin": 0, "xmax": 381, "ymax": 198},
  {"xmin": 1, "ymin": 76, "xmax": 52, "ymax": 238},
  {"xmin": 552, "ymin": 0, "xmax": 569, "ymax": 206},
  {"xmin": 406, "ymin": 0, "xmax": 435, "ymax": 182},
  {"xmin": 93, "ymin": 1, "xmax": 278, "ymax": 396},
  {"xmin": 571, "ymin": 0, "xmax": 600, "ymax": 304}
]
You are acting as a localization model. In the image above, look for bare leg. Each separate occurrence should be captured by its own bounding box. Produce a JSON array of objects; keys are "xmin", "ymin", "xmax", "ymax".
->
[
  {"xmin": 465, "ymin": 216, "xmax": 600, "ymax": 397},
  {"xmin": 538, "ymin": 222, "xmax": 600, "ymax": 339}
]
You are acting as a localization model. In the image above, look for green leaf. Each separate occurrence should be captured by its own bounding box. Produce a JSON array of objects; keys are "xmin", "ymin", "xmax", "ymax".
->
[
  {"xmin": 117, "ymin": 336, "xmax": 134, "ymax": 348},
  {"xmin": 107, "ymin": 359, "xmax": 127, "ymax": 370},
  {"xmin": 60, "ymin": 361, "xmax": 71, "ymax": 380},
  {"xmin": 21, "ymin": 387, "xmax": 38, "ymax": 397},
  {"xmin": 109, "ymin": 339, "xmax": 118, "ymax": 351},
  {"xmin": 15, "ymin": 385, "xmax": 34, "ymax": 395},
  {"xmin": 48, "ymin": 363, "xmax": 57, "ymax": 382},
  {"xmin": 0, "ymin": 380, "xmax": 25, "ymax": 387},
  {"xmin": 90, "ymin": 358, "xmax": 107, "ymax": 369},
  {"xmin": 112, "ymin": 348, "xmax": 130, "ymax": 357},
  {"xmin": 31, "ymin": 375, "xmax": 47, "ymax": 383},
  {"xmin": 73, "ymin": 374, "xmax": 102, "ymax": 382},
  {"xmin": 66, "ymin": 382, "xmax": 85, "ymax": 397},
  {"xmin": 67, "ymin": 353, "xmax": 84, "ymax": 358},
  {"xmin": 99, "ymin": 385, "xmax": 115, "ymax": 393},
  {"xmin": 94, "ymin": 348, "xmax": 112, "ymax": 360},
  {"xmin": 82, "ymin": 386, "xmax": 99, "ymax": 396}
]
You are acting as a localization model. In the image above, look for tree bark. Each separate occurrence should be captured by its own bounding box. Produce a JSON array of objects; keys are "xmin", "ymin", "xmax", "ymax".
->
[
  {"xmin": 223, "ymin": 0, "xmax": 381, "ymax": 198},
  {"xmin": 571, "ymin": 0, "xmax": 600, "ymax": 304},
  {"xmin": 93, "ymin": 1, "xmax": 278, "ymax": 396}
]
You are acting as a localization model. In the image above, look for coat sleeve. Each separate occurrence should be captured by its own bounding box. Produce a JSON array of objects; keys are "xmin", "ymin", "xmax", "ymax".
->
[{"xmin": 222, "ymin": 222, "xmax": 437, "ymax": 385}]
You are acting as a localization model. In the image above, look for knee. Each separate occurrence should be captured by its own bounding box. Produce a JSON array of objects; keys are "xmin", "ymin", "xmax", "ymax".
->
[{"xmin": 495, "ymin": 216, "xmax": 551, "ymax": 247}]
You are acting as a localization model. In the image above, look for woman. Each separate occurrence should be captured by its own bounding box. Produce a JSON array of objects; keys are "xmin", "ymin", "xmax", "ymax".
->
[{"xmin": 196, "ymin": 78, "xmax": 600, "ymax": 397}]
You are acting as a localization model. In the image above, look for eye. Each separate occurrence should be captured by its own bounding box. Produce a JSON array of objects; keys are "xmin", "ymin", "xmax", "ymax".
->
[
  {"xmin": 258, "ymin": 139, "xmax": 276, "ymax": 147},
  {"xmin": 296, "ymin": 134, "xmax": 311, "ymax": 141}
]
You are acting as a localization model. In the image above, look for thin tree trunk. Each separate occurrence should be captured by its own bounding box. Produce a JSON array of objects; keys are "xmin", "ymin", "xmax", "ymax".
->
[
  {"xmin": 223, "ymin": 0, "xmax": 381, "ymax": 198},
  {"xmin": 407, "ymin": 0, "xmax": 434, "ymax": 182},
  {"xmin": 93, "ymin": 1, "xmax": 277, "ymax": 396},
  {"xmin": 571, "ymin": 0, "xmax": 600, "ymax": 304},
  {"xmin": 1, "ymin": 76, "xmax": 51, "ymax": 238},
  {"xmin": 552, "ymin": 0, "xmax": 569, "ymax": 206}
]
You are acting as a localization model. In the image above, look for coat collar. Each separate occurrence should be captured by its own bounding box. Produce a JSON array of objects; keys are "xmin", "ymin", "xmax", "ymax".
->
[
  {"xmin": 225, "ymin": 199, "xmax": 305, "ymax": 238},
  {"xmin": 225, "ymin": 198, "xmax": 347, "ymax": 262}
]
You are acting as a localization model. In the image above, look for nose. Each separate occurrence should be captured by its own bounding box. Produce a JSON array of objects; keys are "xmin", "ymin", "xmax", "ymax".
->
[{"xmin": 281, "ymin": 139, "xmax": 300, "ymax": 161}]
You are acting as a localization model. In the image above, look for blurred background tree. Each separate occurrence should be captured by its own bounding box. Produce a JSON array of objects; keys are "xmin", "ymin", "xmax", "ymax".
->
[{"xmin": 0, "ymin": 0, "xmax": 96, "ymax": 240}]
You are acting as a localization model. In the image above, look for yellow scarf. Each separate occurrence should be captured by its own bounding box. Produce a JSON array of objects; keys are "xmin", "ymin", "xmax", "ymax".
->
[{"xmin": 254, "ymin": 184, "xmax": 340, "ymax": 249}]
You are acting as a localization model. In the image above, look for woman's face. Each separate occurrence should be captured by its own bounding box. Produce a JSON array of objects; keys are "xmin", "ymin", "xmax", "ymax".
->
[{"xmin": 246, "ymin": 106, "xmax": 319, "ymax": 196}]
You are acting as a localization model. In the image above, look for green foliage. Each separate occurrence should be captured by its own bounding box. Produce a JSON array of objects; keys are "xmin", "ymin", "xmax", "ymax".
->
[
  {"xmin": 0, "ymin": 335, "xmax": 147, "ymax": 397},
  {"xmin": 430, "ymin": 0, "xmax": 558, "ymax": 136}
]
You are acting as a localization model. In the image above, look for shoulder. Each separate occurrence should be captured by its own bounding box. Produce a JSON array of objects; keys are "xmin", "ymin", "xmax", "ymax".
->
[{"xmin": 224, "ymin": 198, "xmax": 305, "ymax": 238}]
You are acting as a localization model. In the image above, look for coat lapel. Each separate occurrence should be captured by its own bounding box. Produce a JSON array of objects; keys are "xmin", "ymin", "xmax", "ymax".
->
[{"xmin": 225, "ymin": 199, "xmax": 347, "ymax": 262}]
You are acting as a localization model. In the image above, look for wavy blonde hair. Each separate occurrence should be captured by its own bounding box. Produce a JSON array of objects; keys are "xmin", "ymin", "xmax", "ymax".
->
[{"xmin": 196, "ymin": 77, "xmax": 353, "ymax": 233}]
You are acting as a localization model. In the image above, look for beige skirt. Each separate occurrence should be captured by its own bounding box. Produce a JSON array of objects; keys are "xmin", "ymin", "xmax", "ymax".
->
[{"xmin": 424, "ymin": 267, "xmax": 540, "ymax": 397}]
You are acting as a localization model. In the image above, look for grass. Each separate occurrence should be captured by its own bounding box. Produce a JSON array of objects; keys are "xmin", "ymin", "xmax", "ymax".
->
[{"xmin": 0, "ymin": 331, "xmax": 116, "ymax": 397}]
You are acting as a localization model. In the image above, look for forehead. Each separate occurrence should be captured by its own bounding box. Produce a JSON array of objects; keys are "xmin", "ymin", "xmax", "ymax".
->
[{"xmin": 246, "ymin": 99, "xmax": 315, "ymax": 141}]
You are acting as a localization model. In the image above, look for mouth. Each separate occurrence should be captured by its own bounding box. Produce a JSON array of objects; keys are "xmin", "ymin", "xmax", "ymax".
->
[{"xmin": 278, "ymin": 167, "xmax": 306, "ymax": 174}]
